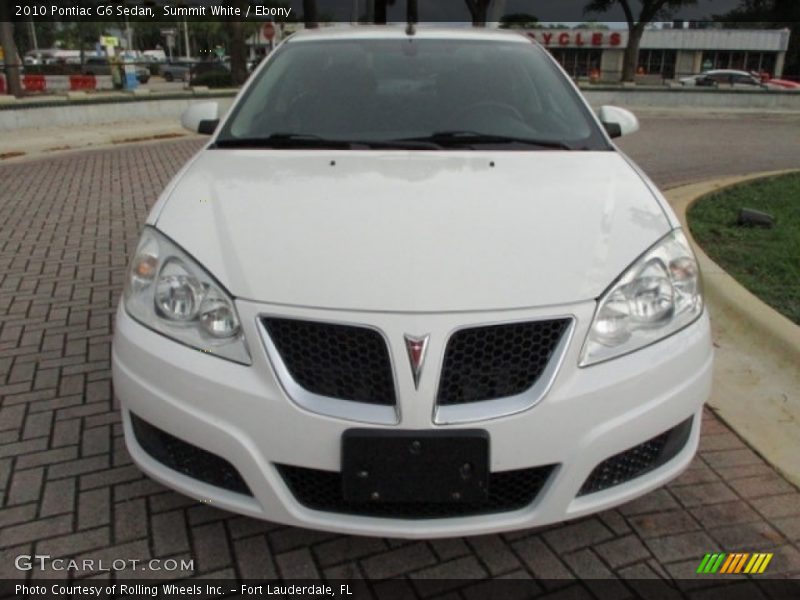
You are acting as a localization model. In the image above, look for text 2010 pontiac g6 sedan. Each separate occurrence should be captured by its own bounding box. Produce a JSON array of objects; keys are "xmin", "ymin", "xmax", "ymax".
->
[{"xmin": 112, "ymin": 27, "xmax": 712, "ymax": 538}]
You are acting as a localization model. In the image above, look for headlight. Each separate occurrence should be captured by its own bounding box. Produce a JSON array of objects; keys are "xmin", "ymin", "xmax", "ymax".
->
[
  {"xmin": 580, "ymin": 229, "xmax": 703, "ymax": 366},
  {"xmin": 123, "ymin": 227, "xmax": 251, "ymax": 365}
]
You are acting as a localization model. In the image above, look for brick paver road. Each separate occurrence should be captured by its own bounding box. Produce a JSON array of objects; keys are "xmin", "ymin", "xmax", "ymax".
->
[{"xmin": 1, "ymin": 114, "xmax": 799, "ymax": 590}]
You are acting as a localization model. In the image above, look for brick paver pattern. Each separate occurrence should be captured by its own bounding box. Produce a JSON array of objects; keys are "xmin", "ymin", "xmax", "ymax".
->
[{"xmin": 1, "ymin": 115, "xmax": 799, "ymax": 590}]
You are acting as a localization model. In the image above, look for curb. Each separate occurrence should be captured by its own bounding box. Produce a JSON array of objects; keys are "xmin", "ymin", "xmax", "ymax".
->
[
  {"xmin": 667, "ymin": 170, "xmax": 800, "ymax": 366},
  {"xmin": 665, "ymin": 171, "xmax": 800, "ymax": 487},
  {"xmin": 0, "ymin": 125, "xmax": 201, "ymax": 165}
]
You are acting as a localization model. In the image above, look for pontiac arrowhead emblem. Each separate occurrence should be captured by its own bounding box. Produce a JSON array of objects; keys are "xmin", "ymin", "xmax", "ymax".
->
[{"xmin": 404, "ymin": 334, "xmax": 429, "ymax": 389}]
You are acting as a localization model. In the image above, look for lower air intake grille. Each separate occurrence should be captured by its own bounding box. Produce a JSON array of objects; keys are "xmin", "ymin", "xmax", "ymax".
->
[
  {"xmin": 276, "ymin": 464, "xmax": 555, "ymax": 519},
  {"xmin": 264, "ymin": 318, "xmax": 395, "ymax": 406},
  {"xmin": 578, "ymin": 417, "xmax": 694, "ymax": 496},
  {"xmin": 437, "ymin": 319, "xmax": 571, "ymax": 405},
  {"xmin": 130, "ymin": 413, "xmax": 252, "ymax": 496}
]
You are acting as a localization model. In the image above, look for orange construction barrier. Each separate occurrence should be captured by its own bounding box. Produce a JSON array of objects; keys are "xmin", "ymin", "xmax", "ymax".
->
[
  {"xmin": 69, "ymin": 75, "xmax": 97, "ymax": 90},
  {"xmin": 23, "ymin": 75, "xmax": 46, "ymax": 92}
]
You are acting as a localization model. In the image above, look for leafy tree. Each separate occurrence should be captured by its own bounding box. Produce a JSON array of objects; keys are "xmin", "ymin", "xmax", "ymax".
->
[
  {"xmin": 59, "ymin": 21, "xmax": 110, "ymax": 64},
  {"xmin": 713, "ymin": 0, "xmax": 800, "ymax": 78},
  {"xmin": 12, "ymin": 22, "xmax": 59, "ymax": 54},
  {"xmin": 574, "ymin": 21, "xmax": 610, "ymax": 29},
  {"xmin": 132, "ymin": 21, "xmax": 175, "ymax": 52},
  {"xmin": 585, "ymin": 0, "xmax": 697, "ymax": 81}
]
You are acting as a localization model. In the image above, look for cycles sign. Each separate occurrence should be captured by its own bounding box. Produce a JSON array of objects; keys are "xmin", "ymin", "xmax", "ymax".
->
[{"xmin": 525, "ymin": 29, "xmax": 627, "ymax": 49}]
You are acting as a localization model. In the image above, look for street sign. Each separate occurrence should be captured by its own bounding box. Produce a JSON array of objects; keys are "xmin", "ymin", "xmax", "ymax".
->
[
  {"xmin": 263, "ymin": 22, "xmax": 276, "ymax": 42},
  {"xmin": 100, "ymin": 36, "xmax": 119, "ymax": 48},
  {"xmin": 160, "ymin": 29, "xmax": 177, "ymax": 36}
]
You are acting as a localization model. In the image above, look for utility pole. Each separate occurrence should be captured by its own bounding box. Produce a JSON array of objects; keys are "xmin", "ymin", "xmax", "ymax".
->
[
  {"xmin": 183, "ymin": 19, "xmax": 190, "ymax": 58},
  {"xmin": 0, "ymin": 8, "xmax": 23, "ymax": 97},
  {"xmin": 125, "ymin": 16, "xmax": 133, "ymax": 52},
  {"xmin": 29, "ymin": 20, "xmax": 39, "ymax": 52}
]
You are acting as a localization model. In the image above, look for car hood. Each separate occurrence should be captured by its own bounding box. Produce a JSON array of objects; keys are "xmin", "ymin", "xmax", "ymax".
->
[{"xmin": 154, "ymin": 150, "xmax": 670, "ymax": 312}]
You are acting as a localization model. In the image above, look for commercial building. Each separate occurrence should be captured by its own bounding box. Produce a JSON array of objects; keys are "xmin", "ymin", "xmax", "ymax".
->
[{"xmin": 523, "ymin": 28, "xmax": 791, "ymax": 82}]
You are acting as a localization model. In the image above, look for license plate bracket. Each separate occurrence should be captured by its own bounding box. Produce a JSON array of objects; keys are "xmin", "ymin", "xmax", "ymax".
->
[{"xmin": 341, "ymin": 430, "xmax": 489, "ymax": 503}]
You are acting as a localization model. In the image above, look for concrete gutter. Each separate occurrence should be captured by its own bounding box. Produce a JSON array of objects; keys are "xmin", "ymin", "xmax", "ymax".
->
[{"xmin": 666, "ymin": 172, "xmax": 800, "ymax": 487}]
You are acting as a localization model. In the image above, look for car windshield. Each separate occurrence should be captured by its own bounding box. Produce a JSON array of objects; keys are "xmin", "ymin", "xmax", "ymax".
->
[{"xmin": 216, "ymin": 36, "xmax": 609, "ymax": 151}]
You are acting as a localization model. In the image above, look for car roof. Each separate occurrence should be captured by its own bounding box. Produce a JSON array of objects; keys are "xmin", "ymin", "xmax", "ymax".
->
[
  {"xmin": 704, "ymin": 69, "xmax": 753, "ymax": 76},
  {"xmin": 286, "ymin": 25, "xmax": 531, "ymax": 44}
]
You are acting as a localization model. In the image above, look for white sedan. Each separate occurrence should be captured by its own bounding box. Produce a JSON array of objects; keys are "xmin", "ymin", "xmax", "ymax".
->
[
  {"xmin": 679, "ymin": 69, "xmax": 766, "ymax": 89},
  {"xmin": 112, "ymin": 26, "xmax": 712, "ymax": 538}
]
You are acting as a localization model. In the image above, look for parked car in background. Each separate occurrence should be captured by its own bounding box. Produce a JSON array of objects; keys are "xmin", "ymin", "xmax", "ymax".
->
[
  {"xmin": 159, "ymin": 61, "xmax": 196, "ymax": 82},
  {"xmin": 679, "ymin": 69, "xmax": 766, "ymax": 89},
  {"xmin": 143, "ymin": 50, "xmax": 167, "ymax": 63},
  {"xmin": 82, "ymin": 57, "xmax": 150, "ymax": 84},
  {"xmin": 159, "ymin": 60, "xmax": 231, "ymax": 83},
  {"xmin": 114, "ymin": 26, "xmax": 712, "ymax": 538},
  {"xmin": 25, "ymin": 49, "xmax": 82, "ymax": 66},
  {"xmin": 188, "ymin": 60, "xmax": 231, "ymax": 85}
]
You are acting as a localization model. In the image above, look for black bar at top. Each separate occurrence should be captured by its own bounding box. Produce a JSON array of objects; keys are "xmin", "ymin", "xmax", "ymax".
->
[{"xmin": 6, "ymin": 0, "xmax": 786, "ymax": 24}]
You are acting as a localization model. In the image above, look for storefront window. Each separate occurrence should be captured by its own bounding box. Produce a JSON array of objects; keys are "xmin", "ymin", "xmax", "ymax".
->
[
  {"xmin": 637, "ymin": 49, "xmax": 677, "ymax": 79},
  {"xmin": 702, "ymin": 51, "xmax": 777, "ymax": 75},
  {"xmin": 548, "ymin": 49, "xmax": 602, "ymax": 79}
]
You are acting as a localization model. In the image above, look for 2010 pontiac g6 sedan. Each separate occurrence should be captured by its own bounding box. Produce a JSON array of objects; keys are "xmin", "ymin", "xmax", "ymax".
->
[{"xmin": 112, "ymin": 27, "xmax": 712, "ymax": 538}]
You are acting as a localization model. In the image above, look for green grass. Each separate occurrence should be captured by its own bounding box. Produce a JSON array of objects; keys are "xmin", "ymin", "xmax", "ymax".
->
[{"xmin": 687, "ymin": 172, "xmax": 800, "ymax": 325}]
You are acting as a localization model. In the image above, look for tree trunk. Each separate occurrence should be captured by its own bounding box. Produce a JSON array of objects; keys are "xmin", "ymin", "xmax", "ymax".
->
[
  {"xmin": 0, "ymin": 17, "xmax": 23, "ymax": 97},
  {"xmin": 374, "ymin": 0, "xmax": 387, "ymax": 24},
  {"xmin": 226, "ymin": 21, "xmax": 248, "ymax": 86},
  {"xmin": 303, "ymin": 0, "xmax": 319, "ymax": 28},
  {"xmin": 466, "ymin": 0, "xmax": 489, "ymax": 26},
  {"xmin": 407, "ymin": 0, "xmax": 418, "ymax": 23},
  {"xmin": 621, "ymin": 24, "xmax": 645, "ymax": 82}
]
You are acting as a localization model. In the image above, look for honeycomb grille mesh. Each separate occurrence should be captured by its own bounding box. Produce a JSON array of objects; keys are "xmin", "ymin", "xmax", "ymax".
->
[
  {"xmin": 437, "ymin": 319, "xmax": 570, "ymax": 405},
  {"xmin": 579, "ymin": 417, "xmax": 694, "ymax": 496},
  {"xmin": 130, "ymin": 413, "xmax": 251, "ymax": 496},
  {"xmin": 277, "ymin": 464, "xmax": 555, "ymax": 519},
  {"xmin": 264, "ymin": 318, "xmax": 396, "ymax": 406}
]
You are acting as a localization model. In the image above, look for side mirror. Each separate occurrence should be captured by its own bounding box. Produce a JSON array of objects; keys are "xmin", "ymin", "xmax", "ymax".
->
[
  {"xmin": 181, "ymin": 101, "xmax": 220, "ymax": 135},
  {"xmin": 598, "ymin": 105, "xmax": 639, "ymax": 139}
]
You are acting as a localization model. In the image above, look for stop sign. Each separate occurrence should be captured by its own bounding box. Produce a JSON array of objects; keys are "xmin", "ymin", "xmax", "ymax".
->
[{"xmin": 263, "ymin": 22, "xmax": 276, "ymax": 42}]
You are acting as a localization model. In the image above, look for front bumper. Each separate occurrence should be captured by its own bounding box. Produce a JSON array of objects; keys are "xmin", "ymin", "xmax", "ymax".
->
[{"xmin": 112, "ymin": 299, "xmax": 712, "ymax": 538}]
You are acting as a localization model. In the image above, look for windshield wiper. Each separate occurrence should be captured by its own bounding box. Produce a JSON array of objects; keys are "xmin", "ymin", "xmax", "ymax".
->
[
  {"xmin": 212, "ymin": 133, "xmax": 351, "ymax": 149},
  {"xmin": 398, "ymin": 131, "xmax": 573, "ymax": 150},
  {"xmin": 212, "ymin": 133, "xmax": 440, "ymax": 150}
]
